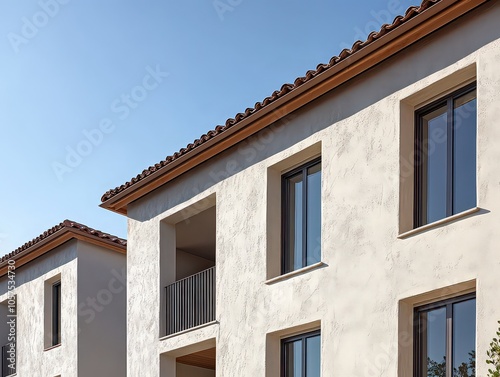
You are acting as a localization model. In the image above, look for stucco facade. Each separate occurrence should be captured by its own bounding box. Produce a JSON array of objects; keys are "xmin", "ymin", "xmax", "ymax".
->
[
  {"xmin": 110, "ymin": 1, "xmax": 500, "ymax": 376},
  {"xmin": 0, "ymin": 222, "xmax": 126, "ymax": 377}
]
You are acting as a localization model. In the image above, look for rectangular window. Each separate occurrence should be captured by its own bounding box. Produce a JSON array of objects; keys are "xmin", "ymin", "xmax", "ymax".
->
[
  {"xmin": 52, "ymin": 281, "xmax": 61, "ymax": 346},
  {"xmin": 414, "ymin": 293, "xmax": 476, "ymax": 377},
  {"xmin": 282, "ymin": 158, "xmax": 321, "ymax": 274},
  {"xmin": 282, "ymin": 330, "xmax": 320, "ymax": 377},
  {"xmin": 415, "ymin": 83, "xmax": 477, "ymax": 227}
]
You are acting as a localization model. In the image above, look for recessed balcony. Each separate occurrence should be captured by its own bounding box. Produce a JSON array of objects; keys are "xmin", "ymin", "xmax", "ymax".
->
[{"xmin": 161, "ymin": 203, "xmax": 216, "ymax": 337}]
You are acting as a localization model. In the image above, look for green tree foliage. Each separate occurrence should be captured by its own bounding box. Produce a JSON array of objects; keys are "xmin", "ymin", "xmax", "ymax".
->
[
  {"xmin": 426, "ymin": 351, "xmax": 475, "ymax": 377},
  {"xmin": 487, "ymin": 321, "xmax": 500, "ymax": 377},
  {"xmin": 427, "ymin": 356, "xmax": 446, "ymax": 377}
]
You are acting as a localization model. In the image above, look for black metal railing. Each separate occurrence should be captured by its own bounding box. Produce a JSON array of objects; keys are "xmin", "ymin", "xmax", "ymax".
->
[
  {"xmin": 1, "ymin": 342, "xmax": 15, "ymax": 377},
  {"xmin": 165, "ymin": 266, "xmax": 215, "ymax": 336}
]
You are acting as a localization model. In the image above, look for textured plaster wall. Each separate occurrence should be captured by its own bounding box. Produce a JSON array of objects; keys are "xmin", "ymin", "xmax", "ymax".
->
[
  {"xmin": 126, "ymin": 3, "xmax": 500, "ymax": 376},
  {"xmin": 77, "ymin": 241, "xmax": 127, "ymax": 377},
  {"xmin": 0, "ymin": 241, "xmax": 79, "ymax": 377}
]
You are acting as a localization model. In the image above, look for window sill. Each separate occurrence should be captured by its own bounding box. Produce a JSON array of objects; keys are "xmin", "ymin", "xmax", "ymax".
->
[
  {"xmin": 264, "ymin": 262, "xmax": 327, "ymax": 285},
  {"xmin": 159, "ymin": 320, "xmax": 219, "ymax": 341},
  {"xmin": 398, "ymin": 207, "xmax": 481, "ymax": 239},
  {"xmin": 43, "ymin": 343, "xmax": 61, "ymax": 352}
]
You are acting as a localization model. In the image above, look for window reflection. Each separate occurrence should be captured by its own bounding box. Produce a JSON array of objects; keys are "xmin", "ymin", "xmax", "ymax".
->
[
  {"xmin": 416, "ymin": 295, "xmax": 476, "ymax": 377},
  {"xmin": 453, "ymin": 92, "xmax": 477, "ymax": 215},
  {"xmin": 282, "ymin": 331, "xmax": 320, "ymax": 377},
  {"xmin": 283, "ymin": 159, "xmax": 321, "ymax": 274},
  {"xmin": 420, "ymin": 307, "xmax": 446, "ymax": 377},
  {"xmin": 422, "ymin": 105, "xmax": 448, "ymax": 224},
  {"xmin": 284, "ymin": 339, "xmax": 302, "ymax": 377},
  {"xmin": 306, "ymin": 334, "xmax": 320, "ymax": 377},
  {"xmin": 416, "ymin": 84, "xmax": 476, "ymax": 227},
  {"xmin": 453, "ymin": 299, "xmax": 476, "ymax": 377}
]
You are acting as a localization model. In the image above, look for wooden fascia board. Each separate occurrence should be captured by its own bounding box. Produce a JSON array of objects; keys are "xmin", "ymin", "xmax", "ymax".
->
[
  {"xmin": 0, "ymin": 229, "xmax": 126, "ymax": 278},
  {"xmin": 101, "ymin": 0, "xmax": 487, "ymax": 215},
  {"xmin": 70, "ymin": 230, "xmax": 127, "ymax": 254},
  {"xmin": 0, "ymin": 231, "xmax": 73, "ymax": 277}
]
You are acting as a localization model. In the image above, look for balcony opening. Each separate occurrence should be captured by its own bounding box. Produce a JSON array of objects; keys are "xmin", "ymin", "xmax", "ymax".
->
[
  {"xmin": 160, "ymin": 199, "xmax": 216, "ymax": 337},
  {"xmin": 175, "ymin": 206, "xmax": 216, "ymax": 280},
  {"xmin": 176, "ymin": 347, "xmax": 216, "ymax": 377}
]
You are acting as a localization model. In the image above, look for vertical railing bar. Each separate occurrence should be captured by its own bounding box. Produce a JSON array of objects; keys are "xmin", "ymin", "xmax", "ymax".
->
[
  {"xmin": 169, "ymin": 285, "xmax": 172, "ymax": 335},
  {"xmin": 173, "ymin": 282, "xmax": 176, "ymax": 334},
  {"xmin": 194, "ymin": 272, "xmax": 197, "ymax": 327},
  {"xmin": 203, "ymin": 270, "xmax": 206, "ymax": 323},
  {"xmin": 213, "ymin": 267, "xmax": 215, "ymax": 321},
  {"xmin": 190, "ymin": 276, "xmax": 193, "ymax": 329},
  {"xmin": 170, "ymin": 284, "xmax": 174, "ymax": 335},
  {"xmin": 186, "ymin": 277, "xmax": 189, "ymax": 330},
  {"xmin": 183, "ymin": 279, "xmax": 186, "ymax": 332},
  {"xmin": 181, "ymin": 279, "xmax": 185, "ymax": 332},
  {"xmin": 211, "ymin": 267, "xmax": 213, "ymax": 320},
  {"xmin": 178, "ymin": 279, "xmax": 181, "ymax": 332},
  {"xmin": 207, "ymin": 268, "xmax": 210, "ymax": 322},
  {"xmin": 185, "ymin": 278, "xmax": 187, "ymax": 331},
  {"xmin": 208, "ymin": 268, "xmax": 211, "ymax": 321},
  {"xmin": 202, "ymin": 270, "xmax": 204, "ymax": 325},
  {"xmin": 170, "ymin": 285, "xmax": 173, "ymax": 335},
  {"xmin": 208, "ymin": 268, "xmax": 211, "ymax": 322},
  {"xmin": 165, "ymin": 285, "xmax": 170, "ymax": 335},
  {"xmin": 176, "ymin": 280, "xmax": 179, "ymax": 334},
  {"xmin": 206, "ymin": 268, "xmax": 209, "ymax": 323},
  {"xmin": 194, "ymin": 273, "xmax": 197, "ymax": 327}
]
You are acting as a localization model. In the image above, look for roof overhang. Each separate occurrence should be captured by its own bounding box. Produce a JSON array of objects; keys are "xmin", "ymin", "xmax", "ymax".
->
[
  {"xmin": 0, "ymin": 224, "xmax": 126, "ymax": 278},
  {"xmin": 100, "ymin": 0, "xmax": 489, "ymax": 215}
]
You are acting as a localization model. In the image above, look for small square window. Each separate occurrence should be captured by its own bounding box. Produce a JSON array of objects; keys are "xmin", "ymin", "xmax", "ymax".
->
[
  {"xmin": 414, "ymin": 83, "xmax": 477, "ymax": 227},
  {"xmin": 414, "ymin": 293, "xmax": 476, "ymax": 377},
  {"xmin": 281, "ymin": 330, "xmax": 320, "ymax": 377},
  {"xmin": 282, "ymin": 158, "xmax": 321, "ymax": 274}
]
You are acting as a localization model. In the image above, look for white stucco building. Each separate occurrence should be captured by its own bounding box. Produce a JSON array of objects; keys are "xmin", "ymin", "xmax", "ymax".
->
[
  {"xmin": 0, "ymin": 220, "xmax": 127, "ymax": 377},
  {"xmin": 99, "ymin": 0, "xmax": 500, "ymax": 376}
]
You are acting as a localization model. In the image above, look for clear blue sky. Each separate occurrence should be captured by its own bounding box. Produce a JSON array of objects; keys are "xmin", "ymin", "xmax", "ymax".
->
[{"xmin": 0, "ymin": 0, "xmax": 416, "ymax": 254}]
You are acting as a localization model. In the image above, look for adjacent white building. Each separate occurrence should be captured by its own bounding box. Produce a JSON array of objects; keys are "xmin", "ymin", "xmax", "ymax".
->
[
  {"xmin": 99, "ymin": 0, "xmax": 500, "ymax": 376},
  {"xmin": 0, "ymin": 220, "xmax": 127, "ymax": 377}
]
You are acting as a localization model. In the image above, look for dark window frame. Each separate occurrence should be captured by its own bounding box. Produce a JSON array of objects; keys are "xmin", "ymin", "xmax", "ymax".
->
[
  {"xmin": 414, "ymin": 82, "xmax": 477, "ymax": 228},
  {"xmin": 281, "ymin": 157, "xmax": 322, "ymax": 275},
  {"xmin": 413, "ymin": 292, "xmax": 476, "ymax": 377},
  {"xmin": 281, "ymin": 330, "xmax": 321, "ymax": 377},
  {"xmin": 52, "ymin": 281, "xmax": 61, "ymax": 346}
]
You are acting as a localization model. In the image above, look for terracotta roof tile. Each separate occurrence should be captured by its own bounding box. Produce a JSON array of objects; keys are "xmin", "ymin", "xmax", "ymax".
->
[
  {"xmin": 0, "ymin": 220, "xmax": 127, "ymax": 263},
  {"xmin": 101, "ymin": 0, "xmax": 441, "ymax": 203}
]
